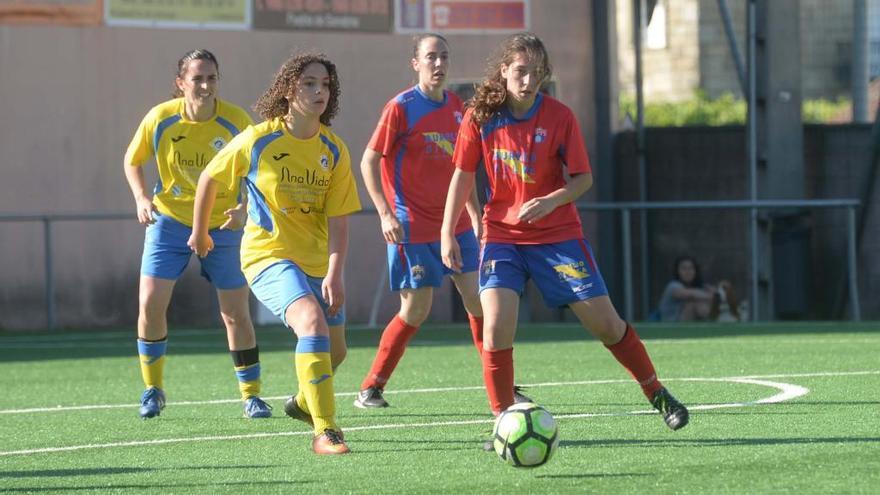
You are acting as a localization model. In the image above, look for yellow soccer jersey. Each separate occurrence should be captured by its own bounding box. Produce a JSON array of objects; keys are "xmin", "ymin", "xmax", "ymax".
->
[
  {"xmin": 125, "ymin": 98, "xmax": 254, "ymax": 227},
  {"xmin": 205, "ymin": 118, "xmax": 362, "ymax": 281}
]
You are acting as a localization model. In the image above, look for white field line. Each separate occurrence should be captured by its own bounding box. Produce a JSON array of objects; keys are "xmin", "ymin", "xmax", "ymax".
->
[
  {"xmin": 1, "ymin": 370, "xmax": 875, "ymax": 416},
  {"xmin": 0, "ymin": 376, "xmax": 814, "ymax": 457}
]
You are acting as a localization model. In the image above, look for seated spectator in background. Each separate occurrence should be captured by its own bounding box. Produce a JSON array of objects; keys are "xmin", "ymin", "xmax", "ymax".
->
[{"xmin": 658, "ymin": 256, "xmax": 740, "ymax": 322}]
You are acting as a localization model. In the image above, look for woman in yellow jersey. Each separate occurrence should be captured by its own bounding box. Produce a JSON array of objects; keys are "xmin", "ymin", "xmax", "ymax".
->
[
  {"xmin": 123, "ymin": 49, "xmax": 271, "ymax": 420},
  {"xmin": 190, "ymin": 53, "xmax": 361, "ymax": 455}
]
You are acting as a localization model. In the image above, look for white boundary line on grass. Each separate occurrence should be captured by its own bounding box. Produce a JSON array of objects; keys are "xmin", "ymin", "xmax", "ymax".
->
[
  {"xmin": 2, "ymin": 371, "xmax": 874, "ymax": 457},
  {"xmin": 1, "ymin": 370, "xmax": 875, "ymax": 415}
]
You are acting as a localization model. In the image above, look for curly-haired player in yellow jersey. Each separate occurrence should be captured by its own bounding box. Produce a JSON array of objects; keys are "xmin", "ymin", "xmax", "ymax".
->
[{"xmin": 190, "ymin": 52, "xmax": 361, "ymax": 455}]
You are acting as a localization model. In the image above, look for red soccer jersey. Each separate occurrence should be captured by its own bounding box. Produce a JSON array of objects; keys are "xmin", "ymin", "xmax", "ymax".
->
[
  {"xmin": 453, "ymin": 94, "xmax": 592, "ymax": 244},
  {"xmin": 367, "ymin": 86, "xmax": 471, "ymax": 244}
]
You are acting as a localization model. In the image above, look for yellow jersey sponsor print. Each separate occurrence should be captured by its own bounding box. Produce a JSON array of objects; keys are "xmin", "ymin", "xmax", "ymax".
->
[
  {"xmin": 205, "ymin": 118, "xmax": 361, "ymax": 281},
  {"xmin": 125, "ymin": 98, "xmax": 253, "ymax": 227},
  {"xmin": 553, "ymin": 261, "xmax": 589, "ymax": 280}
]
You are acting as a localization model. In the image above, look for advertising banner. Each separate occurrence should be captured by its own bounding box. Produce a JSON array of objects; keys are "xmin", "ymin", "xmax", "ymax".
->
[
  {"xmin": 253, "ymin": 0, "xmax": 391, "ymax": 32},
  {"xmin": 0, "ymin": 0, "xmax": 102, "ymax": 25},
  {"xmin": 105, "ymin": 0, "xmax": 250, "ymax": 30}
]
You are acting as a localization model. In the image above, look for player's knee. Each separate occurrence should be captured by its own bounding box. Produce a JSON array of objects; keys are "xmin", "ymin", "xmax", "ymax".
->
[
  {"xmin": 220, "ymin": 307, "xmax": 252, "ymax": 330},
  {"xmin": 286, "ymin": 303, "xmax": 327, "ymax": 336},
  {"xmin": 400, "ymin": 310, "xmax": 428, "ymax": 326},
  {"xmin": 138, "ymin": 299, "xmax": 167, "ymax": 323},
  {"xmin": 460, "ymin": 295, "xmax": 482, "ymax": 317},
  {"xmin": 399, "ymin": 303, "xmax": 431, "ymax": 326},
  {"xmin": 331, "ymin": 346, "xmax": 347, "ymax": 369},
  {"xmin": 589, "ymin": 315, "xmax": 625, "ymax": 341}
]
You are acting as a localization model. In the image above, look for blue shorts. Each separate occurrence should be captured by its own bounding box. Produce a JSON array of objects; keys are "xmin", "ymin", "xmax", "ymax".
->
[
  {"xmin": 140, "ymin": 213, "xmax": 246, "ymax": 290},
  {"xmin": 250, "ymin": 260, "xmax": 345, "ymax": 328},
  {"xmin": 479, "ymin": 239, "xmax": 609, "ymax": 308},
  {"xmin": 387, "ymin": 230, "xmax": 480, "ymax": 290}
]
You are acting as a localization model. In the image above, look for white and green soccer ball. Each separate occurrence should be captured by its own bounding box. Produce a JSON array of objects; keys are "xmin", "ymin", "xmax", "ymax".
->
[{"xmin": 492, "ymin": 402, "xmax": 559, "ymax": 468}]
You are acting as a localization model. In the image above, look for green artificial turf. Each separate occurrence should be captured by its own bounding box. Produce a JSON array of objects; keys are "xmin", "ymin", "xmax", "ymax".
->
[{"xmin": 1, "ymin": 322, "xmax": 878, "ymax": 494}]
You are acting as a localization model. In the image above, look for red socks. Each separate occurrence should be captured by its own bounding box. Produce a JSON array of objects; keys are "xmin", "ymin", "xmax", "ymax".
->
[
  {"xmin": 483, "ymin": 348, "xmax": 514, "ymax": 415},
  {"xmin": 605, "ymin": 323, "xmax": 663, "ymax": 399},
  {"xmin": 468, "ymin": 314, "xmax": 484, "ymax": 357},
  {"xmin": 361, "ymin": 315, "xmax": 419, "ymax": 390}
]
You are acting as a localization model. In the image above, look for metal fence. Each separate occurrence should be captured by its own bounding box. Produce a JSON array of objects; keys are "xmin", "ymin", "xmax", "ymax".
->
[{"xmin": 1, "ymin": 198, "xmax": 861, "ymax": 330}]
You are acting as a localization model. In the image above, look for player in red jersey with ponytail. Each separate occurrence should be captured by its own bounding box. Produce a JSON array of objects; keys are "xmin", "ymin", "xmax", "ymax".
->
[{"xmin": 441, "ymin": 33, "xmax": 689, "ymax": 444}]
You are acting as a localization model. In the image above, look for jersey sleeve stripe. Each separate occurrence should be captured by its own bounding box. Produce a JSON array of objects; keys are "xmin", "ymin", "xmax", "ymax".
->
[
  {"xmin": 152, "ymin": 114, "xmax": 182, "ymax": 154},
  {"xmin": 246, "ymin": 130, "xmax": 284, "ymax": 233},
  {"xmin": 319, "ymin": 134, "xmax": 340, "ymax": 169},
  {"xmin": 392, "ymin": 145, "xmax": 411, "ymax": 242},
  {"xmin": 215, "ymin": 116, "xmax": 240, "ymax": 137}
]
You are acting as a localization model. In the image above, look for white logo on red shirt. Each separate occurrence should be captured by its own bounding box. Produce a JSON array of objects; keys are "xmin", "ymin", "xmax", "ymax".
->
[{"xmin": 534, "ymin": 128, "xmax": 547, "ymax": 144}]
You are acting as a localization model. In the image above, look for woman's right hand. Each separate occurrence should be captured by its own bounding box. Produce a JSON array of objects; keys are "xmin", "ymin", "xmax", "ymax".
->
[
  {"xmin": 187, "ymin": 231, "xmax": 214, "ymax": 258},
  {"xmin": 135, "ymin": 196, "xmax": 157, "ymax": 225},
  {"xmin": 441, "ymin": 233, "xmax": 462, "ymax": 273},
  {"xmin": 380, "ymin": 213, "xmax": 404, "ymax": 244}
]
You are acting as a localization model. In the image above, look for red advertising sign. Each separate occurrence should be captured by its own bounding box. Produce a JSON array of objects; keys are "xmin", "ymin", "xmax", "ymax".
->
[{"xmin": 395, "ymin": 0, "xmax": 528, "ymax": 34}]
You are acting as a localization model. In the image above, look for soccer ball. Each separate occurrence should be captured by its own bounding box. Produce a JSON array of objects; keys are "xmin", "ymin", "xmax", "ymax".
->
[{"xmin": 492, "ymin": 402, "xmax": 559, "ymax": 468}]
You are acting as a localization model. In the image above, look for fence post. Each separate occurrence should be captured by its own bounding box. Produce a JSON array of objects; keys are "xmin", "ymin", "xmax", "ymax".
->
[
  {"xmin": 43, "ymin": 217, "xmax": 55, "ymax": 330},
  {"xmin": 847, "ymin": 206, "xmax": 861, "ymax": 321},
  {"xmin": 621, "ymin": 208, "xmax": 633, "ymax": 322}
]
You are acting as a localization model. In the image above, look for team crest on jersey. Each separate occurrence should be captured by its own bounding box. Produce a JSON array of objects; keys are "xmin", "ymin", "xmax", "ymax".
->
[
  {"xmin": 210, "ymin": 137, "xmax": 227, "ymax": 151},
  {"xmin": 454, "ymin": 111, "xmax": 463, "ymax": 124},
  {"xmin": 319, "ymin": 154, "xmax": 330, "ymax": 171},
  {"xmin": 534, "ymin": 127, "xmax": 547, "ymax": 143},
  {"xmin": 411, "ymin": 265, "xmax": 425, "ymax": 280}
]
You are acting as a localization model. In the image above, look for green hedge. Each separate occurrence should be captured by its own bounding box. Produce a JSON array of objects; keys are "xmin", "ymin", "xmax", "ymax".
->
[{"xmin": 619, "ymin": 92, "xmax": 851, "ymax": 126}]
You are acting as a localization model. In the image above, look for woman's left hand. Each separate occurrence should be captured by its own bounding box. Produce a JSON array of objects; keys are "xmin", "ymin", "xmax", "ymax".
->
[
  {"xmin": 517, "ymin": 196, "xmax": 560, "ymax": 224},
  {"xmin": 220, "ymin": 203, "xmax": 247, "ymax": 230},
  {"xmin": 322, "ymin": 274, "xmax": 344, "ymax": 318}
]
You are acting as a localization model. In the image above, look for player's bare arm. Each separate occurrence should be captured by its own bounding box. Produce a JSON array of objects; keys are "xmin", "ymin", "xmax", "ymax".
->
[
  {"xmin": 441, "ymin": 168, "xmax": 475, "ymax": 272},
  {"xmin": 466, "ymin": 183, "xmax": 483, "ymax": 240},
  {"xmin": 188, "ymin": 171, "xmax": 219, "ymax": 257},
  {"xmin": 360, "ymin": 147, "xmax": 403, "ymax": 244},
  {"xmin": 123, "ymin": 160, "xmax": 157, "ymax": 225},
  {"xmin": 324, "ymin": 215, "xmax": 349, "ymax": 317}
]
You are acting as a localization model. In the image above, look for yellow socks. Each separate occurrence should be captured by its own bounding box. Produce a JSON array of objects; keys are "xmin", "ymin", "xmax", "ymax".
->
[
  {"xmin": 294, "ymin": 336, "xmax": 337, "ymax": 434},
  {"xmin": 137, "ymin": 339, "xmax": 167, "ymax": 390}
]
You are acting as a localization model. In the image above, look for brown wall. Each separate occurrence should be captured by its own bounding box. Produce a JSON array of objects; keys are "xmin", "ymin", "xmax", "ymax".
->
[{"xmin": 0, "ymin": 1, "xmax": 598, "ymax": 330}]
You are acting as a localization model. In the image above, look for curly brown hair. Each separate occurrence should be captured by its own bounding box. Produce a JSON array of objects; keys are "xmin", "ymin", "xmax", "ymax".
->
[
  {"xmin": 172, "ymin": 49, "xmax": 219, "ymax": 98},
  {"xmin": 468, "ymin": 33, "xmax": 552, "ymax": 125},
  {"xmin": 253, "ymin": 53, "xmax": 340, "ymax": 126}
]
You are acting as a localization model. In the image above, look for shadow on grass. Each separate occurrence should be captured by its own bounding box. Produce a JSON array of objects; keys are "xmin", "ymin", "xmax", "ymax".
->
[
  {"xmin": 349, "ymin": 438, "xmax": 487, "ymax": 454},
  {"xmin": 535, "ymin": 473, "xmax": 650, "ymax": 479},
  {"xmin": 559, "ymin": 436, "xmax": 880, "ymax": 449},
  {"xmin": 0, "ymin": 480, "xmax": 312, "ymax": 493},
  {"xmin": 0, "ymin": 467, "xmax": 154, "ymax": 478},
  {"xmin": 0, "ymin": 464, "xmax": 296, "ymax": 479},
  {"xmin": 0, "ymin": 321, "xmax": 877, "ymax": 363}
]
